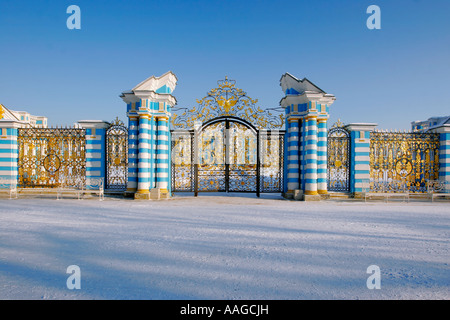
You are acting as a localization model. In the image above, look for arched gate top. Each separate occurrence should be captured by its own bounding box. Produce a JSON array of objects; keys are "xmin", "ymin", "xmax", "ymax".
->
[{"xmin": 171, "ymin": 77, "xmax": 284, "ymax": 130}]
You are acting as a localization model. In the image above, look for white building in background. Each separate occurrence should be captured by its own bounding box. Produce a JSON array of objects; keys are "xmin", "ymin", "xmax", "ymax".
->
[
  {"xmin": 411, "ymin": 116, "xmax": 450, "ymax": 132},
  {"xmin": 0, "ymin": 103, "xmax": 48, "ymax": 128}
]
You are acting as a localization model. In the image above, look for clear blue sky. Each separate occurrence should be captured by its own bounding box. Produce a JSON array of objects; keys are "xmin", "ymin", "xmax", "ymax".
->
[{"xmin": 1, "ymin": 0, "xmax": 449, "ymax": 129}]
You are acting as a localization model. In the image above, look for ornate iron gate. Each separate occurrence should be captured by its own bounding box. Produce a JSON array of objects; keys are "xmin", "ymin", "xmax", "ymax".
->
[
  {"xmin": 106, "ymin": 118, "xmax": 128, "ymax": 190},
  {"xmin": 18, "ymin": 127, "xmax": 86, "ymax": 187},
  {"xmin": 370, "ymin": 131, "xmax": 440, "ymax": 193},
  {"xmin": 197, "ymin": 118, "xmax": 259, "ymax": 193},
  {"xmin": 327, "ymin": 121, "xmax": 350, "ymax": 192},
  {"xmin": 171, "ymin": 130, "xmax": 194, "ymax": 192},
  {"xmin": 260, "ymin": 130, "xmax": 284, "ymax": 192},
  {"xmin": 170, "ymin": 77, "xmax": 285, "ymax": 195}
]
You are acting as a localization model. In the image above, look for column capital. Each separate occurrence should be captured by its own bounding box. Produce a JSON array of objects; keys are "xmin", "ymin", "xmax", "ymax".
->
[
  {"xmin": 156, "ymin": 116, "xmax": 169, "ymax": 122},
  {"xmin": 287, "ymin": 117, "xmax": 301, "ymax": 123}
]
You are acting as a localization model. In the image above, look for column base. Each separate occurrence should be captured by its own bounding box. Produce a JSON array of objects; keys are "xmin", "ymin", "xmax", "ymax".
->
[
  {"xmin": 317, "ymin": 190, "xmax": 328, "ymax": 195},
  {"xmin": 134, "ymin": 191, "xmax": 150, "ymax": 200},
  {"xmin": 285, "ymin": 189, "xmax": 328, "ymax": 201},
  {"xmin": 303, "ymin": 194, "xmax": 323, "ymax": 201},
  {"xmin": 149, "ymin": 188, "xmax": 171, "ymax": 200},
  {"xmin": 283, "ymin": 190, "xmax": 294, "ymax": 199}
]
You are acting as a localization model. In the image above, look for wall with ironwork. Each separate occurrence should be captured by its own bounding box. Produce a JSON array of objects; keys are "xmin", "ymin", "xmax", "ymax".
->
[{"xmin": 1, "ymin": 71, "xmax": 449, "ymax": 201}]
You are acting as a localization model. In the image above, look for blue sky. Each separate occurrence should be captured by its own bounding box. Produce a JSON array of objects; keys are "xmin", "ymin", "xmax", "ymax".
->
[{"xmin": 1, "ymin": 0, "xmax": 449, "ymax": 129}]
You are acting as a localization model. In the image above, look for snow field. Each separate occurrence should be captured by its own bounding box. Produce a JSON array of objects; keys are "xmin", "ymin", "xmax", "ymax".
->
[{"xmin": 0, "ymin": 194, "xmax": 449, "ymax": 299}]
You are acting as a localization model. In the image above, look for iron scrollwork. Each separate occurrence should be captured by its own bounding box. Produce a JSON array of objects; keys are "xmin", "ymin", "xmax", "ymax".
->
[
  {"xmin": 106, "ymin": 117, "xmax": 128, "ymax": 191},
  {"xmin": 170, "ymin": 77, "xmax": 285, "ymax": 195},
  {"xmin": 327, "ymin": 120, "xmax": 350, "ymax": 192},
  {"xmin": 18, "ymin": 127, "xmax": 86, "ymax": 187},
  {"xmin": 370, "ymin": 131, "xmax": 440, "ymax": 193},
  {"xmin": 171, "ymin": 77, "xmax": 284, "ymax": 130}
]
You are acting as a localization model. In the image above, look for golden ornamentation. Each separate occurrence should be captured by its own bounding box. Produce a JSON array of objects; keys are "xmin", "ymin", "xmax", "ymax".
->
[
  {"xmin": 171, "ymin": 77, "xmax": 284, "ymax": 130},
  {"xmin": 0, "ymin": 104, "xmax": 4, "ymax": 120},
  {"xmin": 370, "ymin": 131, "xmax": 439, "ymax": 193},
  {"xmin": 106, "ymin": 117, "xmax": 128, "ymax": 190},
  {"xmin": 171, "ymin": 120, "xmax": 284, "ymax": 193},
  {"xmin": 327, "ymin": 123, "xmax": 350, "ymax": 192},
  {"xmin": 18, "ymin": 127, "xmax": 86, "ymax": 187}
]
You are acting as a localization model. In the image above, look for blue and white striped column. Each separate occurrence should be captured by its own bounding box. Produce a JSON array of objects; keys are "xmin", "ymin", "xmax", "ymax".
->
[
  {"xmin": 155, "ymin": 116, "xmax": 170, "ymax": 192},
  {"xmin": 126, "ymin": 116, "xmax": 139, "ymax": 193},
  {"xmin": 304, "ymin": 116, "xmax": 318, "ymax": 195},
  {"xmin": 78, "ymin": 120, "xmax": 109, "ymax": 184},
  {"xmin": 345, "ymin": 123, "xmax": 377, "ymax": 195},
  {"xmin": 135, "ymin": 114, "xmax": 151, "ymax": 198},
  {"xmin": 435, "ymin": 125, "xmax": 450, "ymax": 182},
  {"xmin": 317, "ymin": 118, "xmax": 328, "ymax": 194},
  {"xmin": 120, "ymin": 72, "xmax": 178, "ymax": 199},
  {"xmin": 149, "ymin": 114, "xmax": 156, "ymax": 189},
  {"xmin": 299, "ymin": 119, "xmax": 306, "ymax": 191},
  {"xmin": 0, "ymin": 121, "xmax": 20, "ymax": 186},
  {"xmin": 286, "ymin": 117, "xmax": 300, "ymax": 194},
  {"xmin": 280, "ymin": 73, "xmax": 336, "ymax": 200}
]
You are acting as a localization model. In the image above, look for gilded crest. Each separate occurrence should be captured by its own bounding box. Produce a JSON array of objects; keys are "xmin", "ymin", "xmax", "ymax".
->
[{"xmin": 171, "ymin": 77, "xmax": 284, "ymax": 130}]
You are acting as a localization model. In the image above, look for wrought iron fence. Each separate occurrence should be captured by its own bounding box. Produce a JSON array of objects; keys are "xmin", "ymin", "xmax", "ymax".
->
[
  {"xmin": 370, "ymin": 130, "xmax": 440, "ymax": 193},
  {"xmin": 18, "ymin": 127, "xmax": 86, "ymax": 188},
  {"xmin": 327, "ymin": 121, "xmax": 350, "ymax": 192},
  {"xmin": 106, "ymin": 118, "xmax": 128, "ymax": 190}
]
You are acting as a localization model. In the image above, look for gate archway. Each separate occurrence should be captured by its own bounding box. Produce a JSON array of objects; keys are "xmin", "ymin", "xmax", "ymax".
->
[
  {"xmin": 170, "ymin": 77, "xmax": 285, "ymax": 196},
  {"xmin": 327, "ymin": 120, "xmax": 350, "ymax": 192},
  {"xmin": 196, "ymin": 116, "xmax": 259, "ymax": 194},
  {"xmin": 106, "ymin": 118, "xmax": 128, "ymax": 191}
]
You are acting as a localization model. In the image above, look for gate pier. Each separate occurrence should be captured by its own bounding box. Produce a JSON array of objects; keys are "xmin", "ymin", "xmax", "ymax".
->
[
  {"xmin": 344, "ymin": 123, "xmax": 377, "ymax": 198},
  {"xmin": 77, "ymin": 120, "xmax": 109, "ymax": 185},
  {"xmin": 280, "ymin": 73, "xmax": 336, "ymax": 200},
  {"xmin": 0, "ymin": 120, "xmax": 21, "ymax": 184},
  {"xmin": 120, "ymin": 71, "xmax": 177, "ymax": 200}
]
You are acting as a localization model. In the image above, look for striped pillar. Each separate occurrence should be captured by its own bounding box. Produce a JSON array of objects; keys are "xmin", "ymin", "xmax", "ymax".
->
[
  {"xmin": 317, "ymin": 118, "xmax": 328, "ymax": 194},
  {"xmin": 136, "ymin": 114, "xmax": 151, "ymax": 197},
  {"xmin": 435, "ymin": 125, "xmax": 450, "ymax": 182},
  {"xmin": 78, "ymin": 121, "xmax": 109, "ymax": 184},
  {"xmin": 299, "ymin": 119, "xmax": 306, "ymax": 191},
  {"xmin": 279, "ymin": 73, "xmax": 336, "ymax": 200},
  {"xmin": 0, "ymin": 121, "xmax": 20, "ymax": 186},
  {"xmin": 119, "ymin": 72, "xmax": 177, "ymax": 199},
  {"xmin": 155, "ymin": 116, "xmax": 170, "ymax": 192},
  {"xmin": 345, "ymin": 123, "xmax": 377, "ymax": 195},
  {"xmin": 304, "ymin": 116, "xmax": 318, "ymax": 195},
  {"xmin": 126, "ymin": 116, "xmax": 139, "ymax": 193},
  {"xmin": 148, "ymin": 114, "xmax": 156, "ymax": 189},
  {"xmin": 286, "ymin": 117, "xmax": 300, "ymax": 194}
]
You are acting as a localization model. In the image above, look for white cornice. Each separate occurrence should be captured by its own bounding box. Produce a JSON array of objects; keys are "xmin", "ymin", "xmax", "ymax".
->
[
  {"xmin": 280, "ymin": 91, "xmax": 336, "ymax": 108},
  {"xmin": 344, "ymin": 123, "xmax": 378, "ymax": 132},
  {"xmin": 280, "ymin": 73, "xmax": 326, "ymax": 94},
  {"xmin": 430, "ymin": 124, "xmax": 450, "ymax": 133},
  {"xmin": 77, "ymin": 120, "xmax": 111, "ymax": 129},
  {"xmin": 133, "ymin": 71, "xmax": 178, "ymax": 93},
  {"xmin": 120, "ymin": 72, "xmax": 178, "ymax": 106},
  {"xmin": 0, "ymin": 119, "xmax": 27, "ymax": 128}
]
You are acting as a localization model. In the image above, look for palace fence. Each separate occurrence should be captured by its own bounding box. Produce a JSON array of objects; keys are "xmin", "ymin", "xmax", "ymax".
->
[{"xmin": 1, "ymin": 72, "xmax": 448, "ymax": 200}]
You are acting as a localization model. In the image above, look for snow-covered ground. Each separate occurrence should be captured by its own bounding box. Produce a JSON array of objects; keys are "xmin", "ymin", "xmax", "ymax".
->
[{"xmin": 0, "ymin": 193, "xmax": 449, "ymax": 300}]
